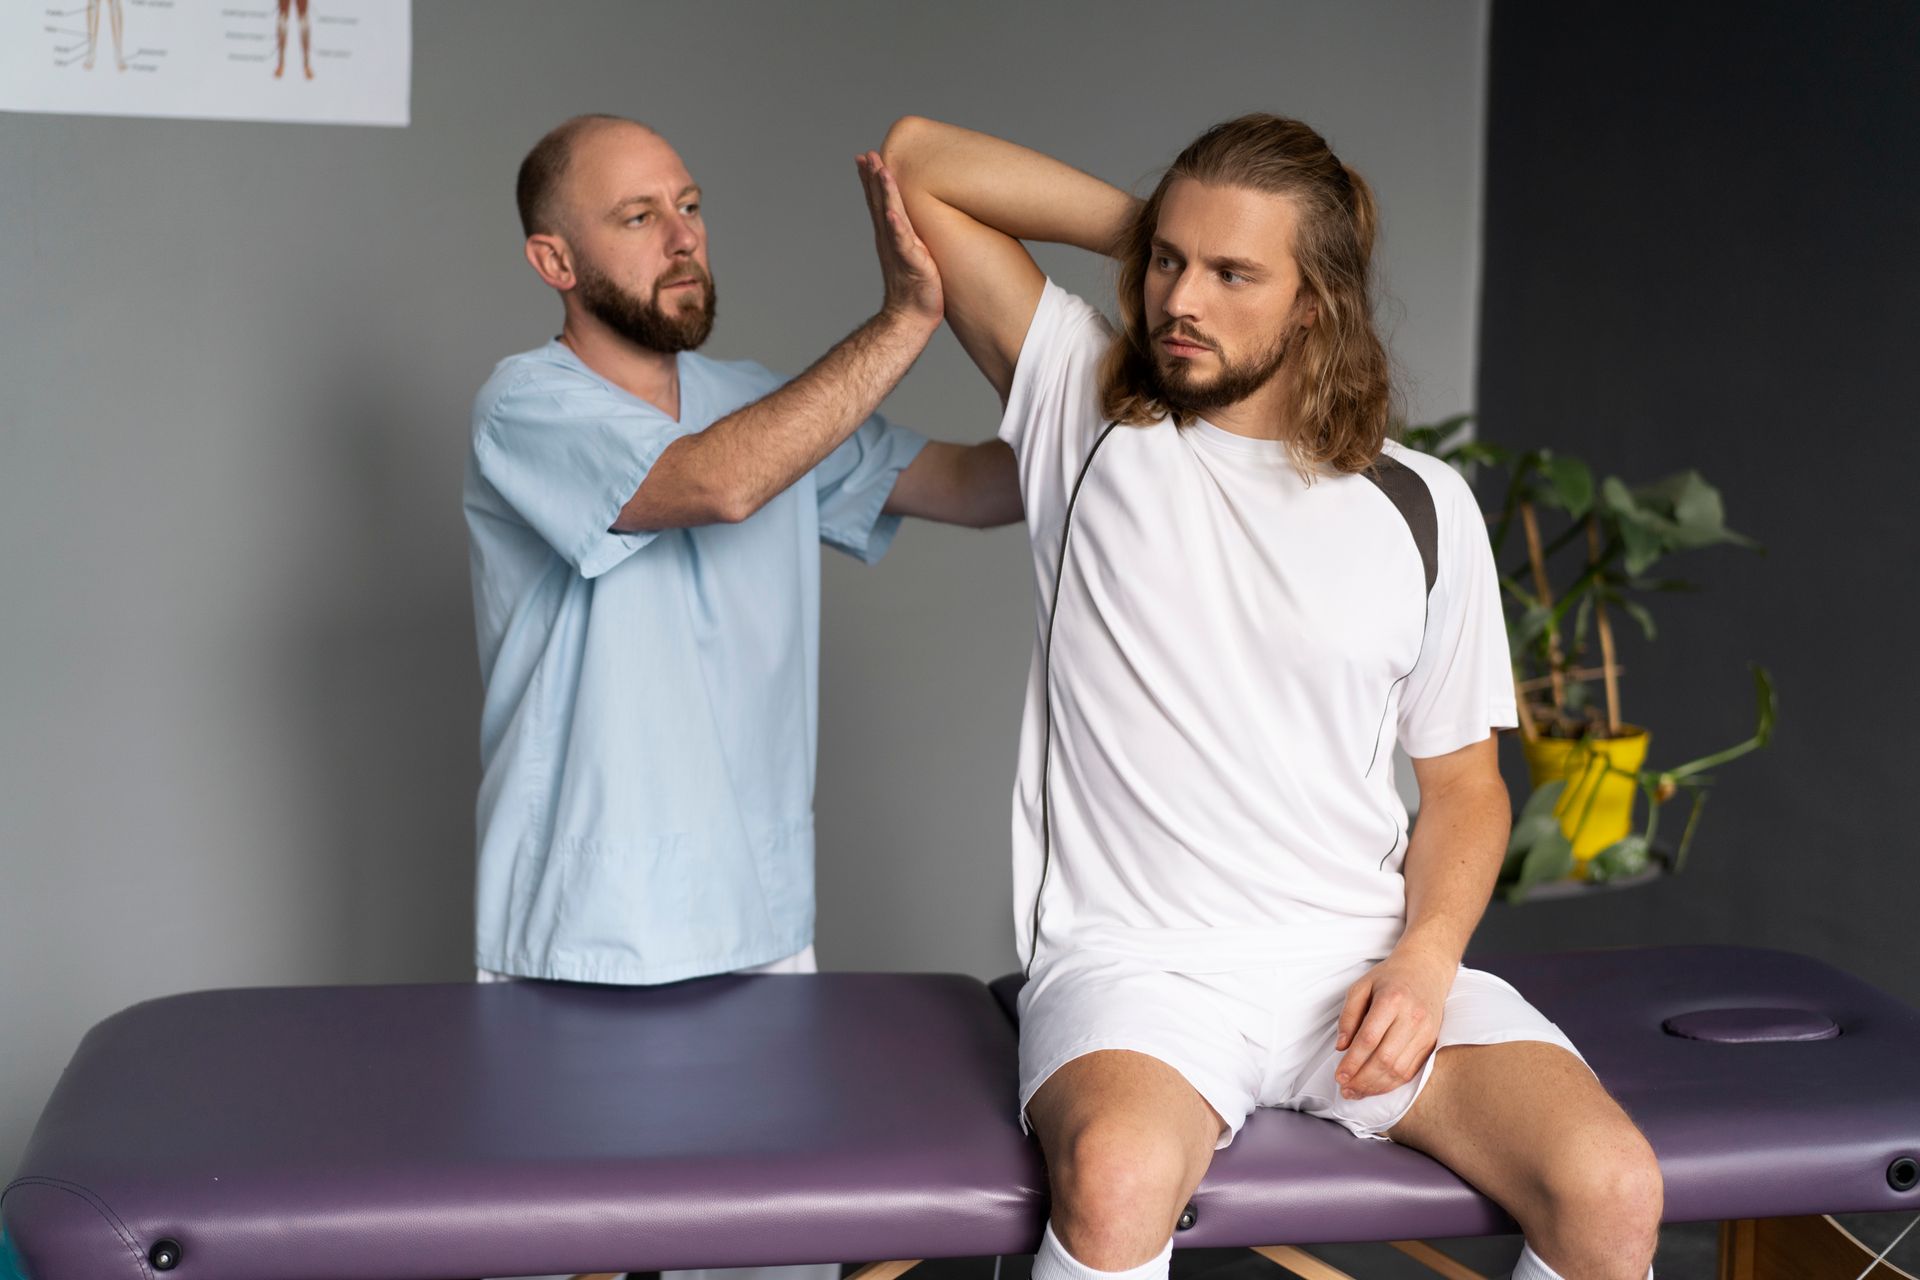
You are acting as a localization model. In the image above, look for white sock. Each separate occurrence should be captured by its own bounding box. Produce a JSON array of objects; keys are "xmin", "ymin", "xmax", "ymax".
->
[
  {"xmin": 1513, "ymin": 1241, "xmax": 1654, "ymax": 1280},
  {"xmin": 1512, "ymin": 1243, "xmax": 1564, "ymax": 1280},
  {"xmin": 1031, "ymin": 1221, "xmax": 1172, "ymax": 1280}
]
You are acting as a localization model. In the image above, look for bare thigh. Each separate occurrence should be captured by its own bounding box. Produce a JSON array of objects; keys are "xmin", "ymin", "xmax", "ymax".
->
[{"xmin": 1387, "ymin": 1039, "xmax": 1661, "ymax": 1248}]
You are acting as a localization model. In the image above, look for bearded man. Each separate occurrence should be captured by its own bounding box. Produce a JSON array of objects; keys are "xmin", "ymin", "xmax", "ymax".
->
[
  {"xmin": 464, "ymin": 114, "xmax": 1018, "ymax": 997},
  {"xmin": 884, "ymin": 112, "xmax": 1663, "ymax": 1280}
]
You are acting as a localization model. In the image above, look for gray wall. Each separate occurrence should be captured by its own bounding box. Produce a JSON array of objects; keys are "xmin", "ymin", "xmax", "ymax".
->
[
  {"xmin": 1467, "ymin": 1, "xmax": 1920, "ymax": 1006},
  {"xmin": 0, "ymin": 0, "xmax": 1490, "ymax": 1172}
]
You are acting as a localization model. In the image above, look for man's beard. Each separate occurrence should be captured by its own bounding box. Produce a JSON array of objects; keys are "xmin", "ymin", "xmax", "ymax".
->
[
  {"xmin": 1149, "ymin": 320, "xmax": 1293, "ymax": 416},
  {"xmin": 575, "ymin": 258, "xmax": 716, "ymax": 353}
]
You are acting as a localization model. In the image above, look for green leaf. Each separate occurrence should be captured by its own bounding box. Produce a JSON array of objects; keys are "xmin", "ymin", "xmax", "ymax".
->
[
  {"xmin": 1507, "ymin": 827, "xmax": 1576, "ymax": 902},
  {"xmin": 1505, "ymin": 782, "xmax": 1566, "ymax": 840},
  {"xmin": 1628, "ymin": 471, "xmax": 1694, "ymax": 510},
  {"xmin": 1619, "ymin": 520, "xmax": 1665, "ymax": 576},
  {"xmin": 1632, "ymin": 472, "xmax": 1759, "ymax": 552},
  {"xmin": 1516, "ymin": 778, "xmax": 1569, "ymax": 825},
  {"xmin": 1619, "ymin": 598, "xmax": 1657, "ymax": 641},
  {"xmin": 1451, "ymin": 441, "xmax": 1509, "ymax": 468},
  {"xmin": 1671, "ymin": 472, "xmax": 1724, "ymax": 532},
  {"xmin": 1540, "ymin": 456, "xmax": 1594, "ymax": 518},
  {"xmin": 1401, "ymin": 414, "xmax": 1471, "ymax": 456},
  {"xmin": 1587, "ymin": 835, "xmax": 1651, "ymax": 883},
  {"xmin": 1504, "ymin": 779, "xmax": 1568, "ymax": 877},
  {"xmin": 1517, "ymin": 603, "xmax": 1556, "ymax": 645},
  {"xmin": 1599, "ymin": 476, "xmax": 1638, "ymax": 517}
]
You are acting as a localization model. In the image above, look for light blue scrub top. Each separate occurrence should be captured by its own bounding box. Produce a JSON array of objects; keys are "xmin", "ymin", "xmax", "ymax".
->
[{"xmin": 464, "ymin": 340, "xmax": 926, "ymax": 984}]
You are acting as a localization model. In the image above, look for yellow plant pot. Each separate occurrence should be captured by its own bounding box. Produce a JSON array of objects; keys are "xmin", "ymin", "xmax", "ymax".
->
[{"xmin": 1521, "ymin": 727, "xmax": 1651, "ymax": 872}]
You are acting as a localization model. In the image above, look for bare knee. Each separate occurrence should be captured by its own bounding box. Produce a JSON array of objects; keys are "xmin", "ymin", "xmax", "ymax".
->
[
  {"xmin": 1048, "ymin": 1117, "xmax": 1195, "ymax": 1268},
  {"xmin": 1532, "ymin": 1129, "xmax": 1664, "ymax": 1276}
]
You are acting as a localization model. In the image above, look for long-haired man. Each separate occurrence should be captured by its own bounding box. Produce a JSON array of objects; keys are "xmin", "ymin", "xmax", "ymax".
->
[{"xmin": 884, "ymin": 114, "xmax": 1662, "ymax": 1280}]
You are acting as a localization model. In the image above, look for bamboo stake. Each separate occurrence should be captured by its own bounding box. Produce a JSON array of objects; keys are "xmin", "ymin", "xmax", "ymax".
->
[
  {"xmin": 1519, "ymin": 501, "xmax": 1566, "ymax": 716},
  {"xmin": 1587, "ymin": 518, "xmax": 1623, "ymax": 735},
  {"xmin": 1514, "ymin": 674, "xmax": 1539, "ymax": 742}
]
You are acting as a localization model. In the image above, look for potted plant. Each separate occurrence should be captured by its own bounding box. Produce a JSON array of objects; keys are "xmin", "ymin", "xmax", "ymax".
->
[{"xmin": 1403, "ymin": 416, "xmax": 1777, "ymax": 900}]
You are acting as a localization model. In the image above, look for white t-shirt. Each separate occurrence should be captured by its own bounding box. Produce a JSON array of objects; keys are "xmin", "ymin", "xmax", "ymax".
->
[{"xmin": 1001, "ymin": 282, "xmax": 1517, "ymax": 972}]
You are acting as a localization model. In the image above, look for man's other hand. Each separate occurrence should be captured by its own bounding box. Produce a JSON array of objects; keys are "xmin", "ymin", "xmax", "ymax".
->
[
  {"xmin": 858, "ymin": 150, "xmax": 943, "ymax": 328},
  {"xmin": 1332, "ymin": 947, "xmax": 1457, "ymax": 1100}
]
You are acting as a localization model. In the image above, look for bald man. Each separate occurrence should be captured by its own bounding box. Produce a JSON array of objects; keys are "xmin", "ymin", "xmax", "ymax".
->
[{"xmin": 464, "ymin": 115, "xmax": 1017, "ymax": 995}]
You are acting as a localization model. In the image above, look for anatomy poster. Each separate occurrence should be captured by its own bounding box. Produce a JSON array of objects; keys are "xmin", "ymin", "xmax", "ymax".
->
[{"xmin": 2, "ymin": 1, "xmax": 411, "ymax": 126}]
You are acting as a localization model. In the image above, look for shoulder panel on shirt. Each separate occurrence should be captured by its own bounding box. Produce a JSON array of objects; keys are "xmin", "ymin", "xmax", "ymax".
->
[
  {"xmin": 472, "ymin": 347, "xmax": 583, "ymax": 429},
  {"xmin": 477, "ymin": 352, "xmax": 620, "ymax": 425},
  {"xmin": 1362, "ymin": 447, "xmax": 1439, "ymax": 596}
]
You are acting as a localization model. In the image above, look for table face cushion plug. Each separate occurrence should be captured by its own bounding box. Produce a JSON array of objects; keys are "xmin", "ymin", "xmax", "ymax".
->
[{"xmin": 1661, "ymin": 1007, "xmax": 1841, "ymax": 1044}]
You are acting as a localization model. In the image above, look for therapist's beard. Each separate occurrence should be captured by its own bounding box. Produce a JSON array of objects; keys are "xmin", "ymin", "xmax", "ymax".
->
[{"xmin": 574, "ymin": 259, "xmax": 716, "ymax": 353}]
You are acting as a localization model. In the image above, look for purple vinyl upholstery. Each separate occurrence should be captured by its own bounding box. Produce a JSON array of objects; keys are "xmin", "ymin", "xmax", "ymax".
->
[
  {"xmin": 6, "ymin": 946, "xmax": 1919, "ymax": 1280},
  {"xmin": 3, "ymin": 974, "xmax": 1045, "ymax": 1280}
]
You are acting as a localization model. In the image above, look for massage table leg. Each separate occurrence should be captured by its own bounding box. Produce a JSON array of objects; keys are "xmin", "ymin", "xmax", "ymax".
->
[
  {"xmin": 571, "ymin": 1264, "xmax": 926, "ymax": 1280},
  {"xmin": 1720, "ymin": 1215, "xmax": 1917, "ymax": 1279},
  {"xmin": 843, "ymin": 1263, "xmax": 924, "ymax": 1280},
  {"xmin": 1253, "ymin": 1244, "xmax": 1369, "ymax": 1279},
  {"xmin": 1261, "ymin": 1241, "xmax": 1490, "ymax": 1279}
]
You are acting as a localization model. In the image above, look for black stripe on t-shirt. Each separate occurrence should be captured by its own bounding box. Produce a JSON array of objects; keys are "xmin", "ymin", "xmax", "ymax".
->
[
  {"xmin": 1362, "ymin": 453, "xmax": 1440, "ymax": 872},
  {"xmin": 1361, "ymin": 453, "xmax": 1439, "ymax": 596}
]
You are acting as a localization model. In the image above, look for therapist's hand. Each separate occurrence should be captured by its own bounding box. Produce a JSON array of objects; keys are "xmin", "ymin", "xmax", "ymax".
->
[
  {"xmin": 1333, "ymin": 946, "xmax": 1456, "ymax": 1100},
  {"xmin": 857, "ymin": 150, "xmax": 943, "ymax": 329}
]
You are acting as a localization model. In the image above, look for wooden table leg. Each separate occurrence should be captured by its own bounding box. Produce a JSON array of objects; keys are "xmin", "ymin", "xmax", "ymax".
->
[{"xmin": 1720, "ymin": 1215, "xmax": 1917, "ymax": 1279}]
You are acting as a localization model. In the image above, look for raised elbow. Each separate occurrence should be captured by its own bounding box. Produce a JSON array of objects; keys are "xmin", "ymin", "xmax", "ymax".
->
[{"xmin": 881, "ymin": 114, "xmax": 937, "ymax": 172}]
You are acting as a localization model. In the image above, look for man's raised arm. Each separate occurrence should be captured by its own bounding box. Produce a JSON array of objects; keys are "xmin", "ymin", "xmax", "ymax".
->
[
  {"xmin": 882, "ymin": 117, "xmax": 1139, "ymax": 400},
  {"xmin": 616, "ymin": 153, "xmax": 940, "ymax": 531}
]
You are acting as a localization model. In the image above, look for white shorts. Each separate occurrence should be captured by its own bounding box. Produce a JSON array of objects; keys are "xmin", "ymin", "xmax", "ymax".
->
[{"xmin": 1017, "ymin": 949, "xmax": 1584, "ymax": 1147}]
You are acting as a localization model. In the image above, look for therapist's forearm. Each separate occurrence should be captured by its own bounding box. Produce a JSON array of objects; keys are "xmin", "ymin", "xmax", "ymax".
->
[
  {"xmin": 613, "ymin": 306, "xmax": 939, "ymax": 532},
  {"xmin": 1395, "ymin": 775, "xmax": 1509, "ymax": 966}
]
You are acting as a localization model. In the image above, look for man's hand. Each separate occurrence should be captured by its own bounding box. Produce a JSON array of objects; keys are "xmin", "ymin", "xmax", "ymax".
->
[
  {"xmin": 1332, "ymin": 946, "xmax": 1458, "ymax": 1100},
  {"xmin": 609, "ymin": 157, "xmax": 946, "ymax": 532},
  {"xmin": 857, "ymin": 150, "xmax": 942, "ymax": 329}
]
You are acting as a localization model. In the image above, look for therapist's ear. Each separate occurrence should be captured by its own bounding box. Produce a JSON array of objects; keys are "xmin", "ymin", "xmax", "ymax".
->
[{"xmin": 525, "ymin": 234, "xmax": 575, "ymax": 291}]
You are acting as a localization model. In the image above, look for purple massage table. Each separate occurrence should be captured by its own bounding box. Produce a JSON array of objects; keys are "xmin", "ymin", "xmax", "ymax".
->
[{"xmin": 5, "ymin": 945, "xmax": 1919, "ymax": 1280}]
